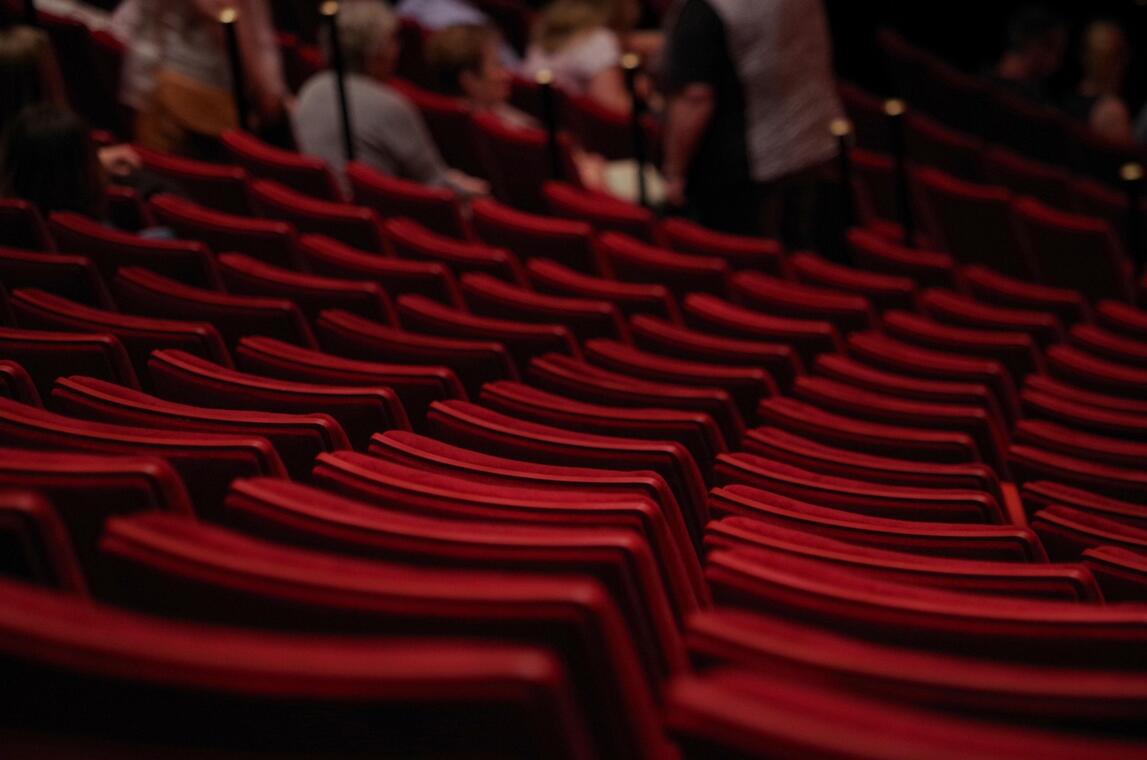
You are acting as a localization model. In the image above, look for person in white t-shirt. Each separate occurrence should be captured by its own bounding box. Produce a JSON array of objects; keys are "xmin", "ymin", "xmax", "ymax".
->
[{"xmin": 522, "ymin": 0, "xmax": 641, "ymax": 115}]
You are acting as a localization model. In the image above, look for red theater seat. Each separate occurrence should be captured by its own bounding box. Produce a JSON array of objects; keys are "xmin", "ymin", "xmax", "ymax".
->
[
  {"xmin": 846, "ymin": 227, "xmax": 956, "ymax": 288},
  {"xmin": 0, "ymin": 397, "xmax": 284, "ymax": 520},
  {"xmin": 630, "ymin": 315, "xmax": 800, "ymax": 391},
  {"xmin": 730, "ymin": 271, "xmax": 877, "ymax": 334},
  {"xmin": 1009, "ymin": 444, "xmax": 1147, "ymax": 504},
  {"xmin": 0, "ymin": 326, "xmax": 139, "ymax": 396},
  {"xmin": 0, "ymin": 578, "xmax": 597, "ymax": 759},
  {"xmin": 742, "ymin": 427, "xmax": 1003, "ymax": 502},
  {"xmin": 788, "ymin": 252, "xmax": 916, "ymax": 312},
  {"xmin": 315, "ymin": 309, "xmax": 515, "ymax": 398},
  {"xmin": 583, "ymin": 338, "xmax": 775, "ymax": 424},
  {"xmin": 543, "ymin": 181, "xmax": 657, "ymax": 241},
  {"xmin": 790, "ymin": 375, "xmax": 1008, "ymax": 473},
  {"xmin": 10, "ymin": 288, "xmax": 231, "ymax": 382},
  {"xmin": 136, "ymin": 147, "xmax": 252, "ymax": 214},
  {"xmin": 598, "ymin": 232, "xmax": 729, "ymax": 298},
  {"xmin": 0, "ymin": 247, "xmax": 115, "ymax": 309},
  {"xmin": 0, "ymin": 361, "xmax": 40, "ymax": 406},
  {"xmin": 757, "ymin": 396, "xmax": 981, "ymax": 466},
  {"xmin": 1023, "ymin": 481, "xmax": 1147, "ymax": 527},
  {"xmin": 112, "ymin": 267, "xmax": 317, "ymax": 350},
  {"xmin": 527, "ymin": 354, "xmax": 744, "ymax": 445},
  {"xmin": 149, "ymin": 194, "xmax": 304, "ymax": 270},
  {"xmin": 249, "ymin": 180, "xmax": 384, "ymax": 252},
  {"xmin": 1047, "ymin": 344, "xmax": 1147, "ymax": 400},
  {"xmin": 914, "ymin": 167, "xmax": 1035, "ymax": 279},
  {"xmin": 298, "ymin": 234, "xmax": 465, "ymax": 307},
  {"xmin": 221, "ymin": 129, "xmax": 342, "ymax": 201},
  {"xmin": 1014, "ymin": 197, "xmax": 1134, "ymax": 303},
  {"xmin": 918, "ymin": 288, "xmax": 1064, "ymax": 348},
  {"xmin": 218, "ymin": 253, "xmax": 395, "ymax": 324},
  {"xmin": 881, "ymin": 310, "xmax": 1042, "ymax": 383},
  {"xmin": 97, "ymin": 513, "xmax": 669, "ymax": 759},
  {"xmin": 472, "ymin": 198, "xmax": 600, "ymax": 274},
  {"xmin": 49, "ymin": 211, "xmax": 222, "ymax": 289},
  {"xmin": 712, "ymin": 452, "xmax": 1002, "ymax": 524},
  {"xmin": 665, "ymin": 668, "xmax": 1147, "ymax": 760},
  {"xmin": 426, "ymin": 400, "xmax": 708, "ymax": 544},
  {"xmin": 346, "ymin": 162, "xmax": 472, "ymax": 240},
  {"xmin": 1069, "ymin": 323, "xmax": 1147, "ymax": 368},
  {"xmin": 367, "ymin": 429, "xmax": 705, "ymax": 607},
  {"xmin": 705, "ymin": 548, "xmax": 1147, "ymax": 667},
  {"xmin": 462, "ymin": 273, "xmax": 628, "ymax": 343},
  {"xmin": 0, "ymin": 490, "xmax": 86, "ymax": 593},
  {"xmin": 51, "ymin": 376, "xmax": 349, "ymax": 481},
  {"xmin": 709, "ymin": 486, "xmax": 1045, "ymax": 562},
  {"xmin": 982, "ymin": 146, "xmax": 1075, "ymax": 211},
  {"xmin": 474, "ymin": 115, "xmax": 579, "ymax": 212},
  {"xmin": 961, "ymin": 264, "xmax": 1092, "ymax": 325},
  {"xmin": 479, "ymin": 380, "xmax": 726, "ymax": 470},
  {"xmin": 684, "ymin": 293, "xmax": 843, "ymax": 368},
  {"xmin": 527, "ymin": 259, "xmax": 680, "ymax": 322},
  {"xmin": 397, "ymin": 294, "xmax": 579, "ymax": 370},
  {"xmin": 1083, "ymin": 546, "xmax": 1147, "ymax": 602},
  {"xmin": 223, "ymin": 477, "xmax": 686, "ymax": 680},
  {"xmin": 659, "ymin": 218, "xmax": 785, "ymax": 274},
  {"xmin": 1032, "ymin": 506, "xmax": 1147, "ymax": 562},
  {"xmin": 234, "ymin": 336, "xmax": 464, "ymax": 430},
  {"xmin": 0, "ymin": 199, "xmax": 54, "ymax": 251},
  {"xmin": 383, "ymin": 216, "xmax": 527, "ymax": 284},
  {"xmin": 813, "ymin": 353, "xmax": 1008, "ymax": 427},
  {"xmin": 686, "ymin": 610, "xmax": 1147, "ymax": 734},
  {"xmin": 703, "ymin": 520, "xmax": 1097, "ymax": 601},
  {"xmin": 148, "ymin": 349, "xmax": 410, "ymax": 449}
]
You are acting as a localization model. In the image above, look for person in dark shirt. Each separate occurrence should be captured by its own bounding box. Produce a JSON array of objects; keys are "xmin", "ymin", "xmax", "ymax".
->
[
  {"xmin": 661, "ymin": 0, "xmax": 841, "ymax": 246},
  {"xmin": 990, "ymin": 5, "xmax": 1067, "ymax": 103},
  {"xmin": 1062, "ymin": 20, "xmax": 1134, "ymax": 146}
]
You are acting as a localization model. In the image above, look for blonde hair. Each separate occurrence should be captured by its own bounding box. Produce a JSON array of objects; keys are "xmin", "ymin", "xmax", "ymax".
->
[
  {"xmin": 533, "ymin": 0, "xmax": 636, "ymax": 54},
  {"xmin": 323, "ymin": 0, "xmax": 398, "ymax": 74}
]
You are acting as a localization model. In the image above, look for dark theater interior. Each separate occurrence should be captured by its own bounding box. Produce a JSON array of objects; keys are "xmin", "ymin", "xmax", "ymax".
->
[{"xmin": 0, "ymin": 0, "xmax": 1146, "ymax": 757}]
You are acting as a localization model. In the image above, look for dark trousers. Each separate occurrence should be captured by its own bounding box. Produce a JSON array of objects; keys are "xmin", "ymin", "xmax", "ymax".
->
[{"xmin": 689, "ymin": 160, "xmax": 841, "ymax": 256}]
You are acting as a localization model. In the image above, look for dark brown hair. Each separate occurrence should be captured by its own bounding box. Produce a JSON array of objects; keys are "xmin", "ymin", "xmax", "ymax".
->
[{"xmin": 0, "ymin": 104, "xmax": 105, "ymax": 217}]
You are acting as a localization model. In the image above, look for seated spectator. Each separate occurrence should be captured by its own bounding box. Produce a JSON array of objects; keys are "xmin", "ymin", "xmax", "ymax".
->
[
  {"xmin": 0, "ymin": 104, "xmax": 107, "ymax": 218},
  {"xmin": 293, "ymin": 0, "xmax": 487, "ymax": 197},
  {"xmin": 425, "ymin": 23, "xmax": 534, "ymax": 129},
  {"xmin": 0, "ymin": 25, "xmax": 139, "ymax": 180},
  {"xmin": 127, "ymin": 0, "xmax": 288, "ymax": 158},
  {"xmin": 1062, "ymin": 20, "xmax": 1135, "ymax": 146},
  {"xmin": 396, "ymin": 0, "xmax": 520, "ymax": 64},
  {"xmin": 990, "ymin": 5, "xmax": 1067, "ymax": 103},
  {"xmin": 523, "ymin": 0, "xmax": 641, "ymax": 115}
]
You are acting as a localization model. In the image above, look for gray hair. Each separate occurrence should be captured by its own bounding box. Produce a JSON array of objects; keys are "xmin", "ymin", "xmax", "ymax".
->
[{"xmin": 322, "ymin": 0, "xmax": 398, "ymax": 74}]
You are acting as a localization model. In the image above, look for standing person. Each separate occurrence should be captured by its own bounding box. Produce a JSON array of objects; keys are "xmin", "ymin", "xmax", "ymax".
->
[
  {"xmin": 661, "ymin": 0, "xmax": 842, "ymax": 246},
  {"xmin": 127, "ymin": 0, "xmax": 288, "ymax": 158},
  {"xmin": 1062, "ymin": 20, "xmax": 1135, "ymax": 146},
  {"xmin": 292, "ymin": 0, "xmax": 487, "ymax": 196}
]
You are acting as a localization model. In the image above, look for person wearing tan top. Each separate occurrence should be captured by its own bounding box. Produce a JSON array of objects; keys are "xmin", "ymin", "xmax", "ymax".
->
[{"xmin": 127, "ymin": 0, "xmax": 288, "ymax": 157}]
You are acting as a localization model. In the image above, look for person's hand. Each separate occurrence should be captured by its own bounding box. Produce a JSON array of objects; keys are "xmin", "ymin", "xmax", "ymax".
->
[
  {"xmin": 98, "ymin": 144, "xmax": 141, "ymax": 179},
  {"xmin": 446, "ymin": 169, "xmax": 490, "ymax": 198},
  {"xmin": 664, "ymin": 175, "xmax": 687, "ymax": 209}
]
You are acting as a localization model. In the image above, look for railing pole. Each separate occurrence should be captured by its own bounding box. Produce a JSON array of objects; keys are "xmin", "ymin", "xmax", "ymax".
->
[
  {"xmin": 884, "ymin": 98, "xmax": 914, "ymax": 248},
  {"xmin": 320, "ymin": 1, "xmax": 355, "ymax": 163},
  {"xmin": 621, "ymin": 53, "xmax": 648, "ymax": 208},
  {"xmin": 535, "ymin": 69, "xmax": 562, "ymax": 180},
  {"xmin": 219, "ymin": 7, "xmax": 252, "ymax": 132}
]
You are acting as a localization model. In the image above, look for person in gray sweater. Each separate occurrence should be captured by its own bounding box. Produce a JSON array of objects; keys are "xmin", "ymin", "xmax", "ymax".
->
[{"xmin": 292, "ymin": 0, "xmax": 487, "ymax": 196}]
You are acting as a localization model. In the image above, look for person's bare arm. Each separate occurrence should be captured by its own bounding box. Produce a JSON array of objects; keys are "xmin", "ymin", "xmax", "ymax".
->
[
  {"xmin": 1091, "ymin": 96, "xmax": 1134, "ymax": 146},
  {"xmin": 587, "ymin": 66, "xmax": 634, "ymax": 116},
  {"xmin": 662, "ymin": 83, "xmax": 715, "ymax": 206}
]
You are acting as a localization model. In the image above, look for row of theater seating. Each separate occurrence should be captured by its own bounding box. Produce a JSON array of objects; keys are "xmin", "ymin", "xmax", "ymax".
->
[{"xmin": 4, "ymin": 9, "xmax": 1147, "ymax": 753}]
